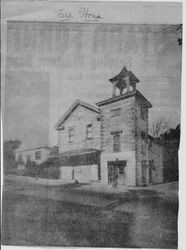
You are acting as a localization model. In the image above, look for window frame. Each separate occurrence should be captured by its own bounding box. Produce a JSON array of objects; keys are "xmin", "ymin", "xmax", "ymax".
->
[
  {"xmin": 141, "ymin": 139, "xmax": 146, "ymax": 154},
  {"xmin": 35, "ymin": 151, "xmax": 41, "ymax": 160},
  {"xmin": 140, "ymin": 108, "xmax": 147, "ymax": 121},
  {"xmin": 118, "ymin": 165, "xmax": 124, "ymax": 174},
  {"xmin": 68, "ymin": 127, "xmax": 75, "ymax": 143},
  {"xmin": 110, "ymin": 107, "xmax": 122, "ymax": 118},
  {"xmin": 86, "ymin": 123, "xmax": 93, "ymax": 140},
  {"xmin": 141, "ymin": 144, "xmax": 146, "ymax": 154},
  {"xmin": 113, "ymin": 134, "xmax": 121, "ymax": 152}
]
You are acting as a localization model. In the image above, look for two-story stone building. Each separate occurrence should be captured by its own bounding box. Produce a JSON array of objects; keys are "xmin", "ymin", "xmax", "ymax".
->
[
  {"xmin": 55, "ymin": 67, "xmax": 163, "ymax": 186},
  {"xmin": 55, "ymin": 100, "xmax": 101, "ymax": 182}
]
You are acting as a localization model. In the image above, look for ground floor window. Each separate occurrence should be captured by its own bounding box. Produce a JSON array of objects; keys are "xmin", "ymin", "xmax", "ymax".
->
[
  {"xmin": 113, "ymin": 134, "xmax": 121, "ymax": 152},
  {"xmin": 98, "ymin": 164, "xmax": 101, "ymax": 180},
  {"xmin": 35, "ymin": 151, "xmax": 41, "ymax": 160},
  {"xmin": 149, "ymin": 160, "xmax": 155, "ymax": 183}
]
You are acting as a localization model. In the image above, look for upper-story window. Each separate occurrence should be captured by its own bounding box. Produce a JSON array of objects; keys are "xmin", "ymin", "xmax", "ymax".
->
[
  {"xmin": 141, "ymin": 141, "xmax": 146, "ymax": 154},
  {"xmin": 69, "ymin": 127, "xmax": 75, "ymax": 143},
  {"xmin": 141, "ymin": 131, "xmax": 147, "ymax": 154},
  {"xmin": 86, "ymin": 124, "xmax": 93, "ymax": 139},
  {"xmin": 110, "ymin": 107, "xmax": 121, "ymax": 117},
  {"xmin": 113, "ymin": 134, "xmax": 120, "ymax": 152},
  {"xmin": 140, "ymin": 108, "xmax": 147, "ymax": 120},
  {"xmin": 35, "ymin": 151, "xmax": 41, "ymax": 160}
]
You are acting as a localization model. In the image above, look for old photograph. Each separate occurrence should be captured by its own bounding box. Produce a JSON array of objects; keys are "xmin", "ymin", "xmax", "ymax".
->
[{"xmin": 1, "ymin": 1, "xmax": 182, "ymax": 249}]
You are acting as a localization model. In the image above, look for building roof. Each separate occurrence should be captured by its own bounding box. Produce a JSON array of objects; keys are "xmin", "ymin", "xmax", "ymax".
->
[
  {"xmin": 59, "ymin": 148, "xmax": 100, "ymax": 166},
  {"xmin": 55, "ymin": 99, "xmax": 100, "ymax": 130},
  {"xmin": 109, "ymin": 66, "xmax": 140, "ymax": 89},
  {"xmin": 96, "ymin": 90, "xmax": 152, "ymax": 108},
  {"xmin": 14, "ymin": 146, "xmax": 51, "ymax": 153},
  {"xmin": 60, "ymin": 148, "xmax": 100, "ymax": 157}
]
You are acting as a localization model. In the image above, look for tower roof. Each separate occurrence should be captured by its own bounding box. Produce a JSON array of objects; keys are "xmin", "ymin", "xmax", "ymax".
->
[{"xmin": 109, "ymin": 66, "xmax": 140, "ymax": 88}]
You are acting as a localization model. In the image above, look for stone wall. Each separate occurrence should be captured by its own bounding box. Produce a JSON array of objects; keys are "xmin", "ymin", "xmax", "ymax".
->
[
  {"xmin": 99, "ymin": 95, "xmax": 137, "ymax": 186},
  {"xmin": 135, "ymin": 96, "xmax": 149, "ymax": 186},
  {"xmin": 59, "ymin": 164, "xmax": 98, "ymax": 182}
]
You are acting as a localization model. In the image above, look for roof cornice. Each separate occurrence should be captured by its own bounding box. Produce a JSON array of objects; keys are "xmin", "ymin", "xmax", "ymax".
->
[
  {"xmin": 96, "ymin": 90, "xmax": 152, "ymax": 108},
  {"xmin": 55, "ymin": 99, "xmax": 100, "ymax": 130}
]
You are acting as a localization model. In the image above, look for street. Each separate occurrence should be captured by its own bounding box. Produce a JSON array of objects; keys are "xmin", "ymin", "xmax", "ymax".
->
[{"xmin": 2, "ymin": 177, "xmax": 178, "ymax": 248}]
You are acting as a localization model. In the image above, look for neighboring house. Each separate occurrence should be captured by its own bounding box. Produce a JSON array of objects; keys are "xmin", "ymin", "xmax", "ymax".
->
[{"xmin": 15, "ymin": 146, "xmax": 52, "ymax": 169}]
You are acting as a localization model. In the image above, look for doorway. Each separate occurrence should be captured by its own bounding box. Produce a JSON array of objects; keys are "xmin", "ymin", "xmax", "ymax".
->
[
  {"xmin": 72, "ymin": 169, "xmax": 75, "ymax": 180},
  {"xmin": 108, "ymin": 160, "xmax": 126, "ymax": 185}
]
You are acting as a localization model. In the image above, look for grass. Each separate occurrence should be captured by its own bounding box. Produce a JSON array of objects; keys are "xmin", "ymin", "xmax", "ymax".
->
[
  {"xmin": 2, "ymin": 179, "xmax": 178, "ymax": 248},
  {"xmin": 2, "ymin": 191, "xmax": 134, "ymax": 247}
]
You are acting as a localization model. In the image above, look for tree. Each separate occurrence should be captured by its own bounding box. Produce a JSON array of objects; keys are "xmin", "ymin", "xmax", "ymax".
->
[
  {"xmin": 177, "ymin": 24, "xmax": 182, "ymax": 46},
  {"xmin": 161, "ymin": 24, "xmax": 182, "ymax": 47},
  {"xmin": 160, "ymin": 124, "xmax": 180, "ymax": 143},
  {"xmin": 160, "ymin": 124, "xmax": 180, "ymax": 182},
  {"xmin": 3, "ymin": 140, "xmax": 22, "ymax": 173},
  {"xmin": 25, "ymin": 157, "xmax": 39, "ymax": 177},
  {"xmin": 150, "ymin": 118, "xmax": 169, "ymax": 138}
]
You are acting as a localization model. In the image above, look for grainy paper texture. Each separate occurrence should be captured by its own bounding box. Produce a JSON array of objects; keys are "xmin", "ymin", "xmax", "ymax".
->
[{"xmin": 2, "ymin": 1, "xmax": 182, "ymax": 249}]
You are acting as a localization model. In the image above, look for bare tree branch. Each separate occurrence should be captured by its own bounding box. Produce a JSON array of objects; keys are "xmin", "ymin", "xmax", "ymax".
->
[{"xmin": 150, "ymin": 118, "xmax": 169, "ymax": 138}]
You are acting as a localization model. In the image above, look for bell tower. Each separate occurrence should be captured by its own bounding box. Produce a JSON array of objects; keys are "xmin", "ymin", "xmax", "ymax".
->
[
  {"xmin": 97, "ymin": 66, "xmax": 152, "ymax": 187},
  {"xmin": 109, "ymin": 66, "xmax": 140, "ymax": 97}
]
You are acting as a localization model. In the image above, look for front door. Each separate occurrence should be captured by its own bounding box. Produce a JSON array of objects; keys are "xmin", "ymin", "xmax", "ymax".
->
[
  {"xmin": 108, "ymin": 161, "xmax": 126, "ymax": 185},
  {"xmin": 108, "ymin": 163, "xmax": 116, "ymax": 184},
  {"xmin": 117, "ymin": 165, "xmax": 125, "ymax": 185},
  {"xmin": 72, "ymin": 169, "xmax": 75, "ymax": 180}
]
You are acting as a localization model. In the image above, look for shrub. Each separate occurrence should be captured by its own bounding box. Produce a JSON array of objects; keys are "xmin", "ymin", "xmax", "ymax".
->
[
  {"xmin": 3, "ymin": 140, "xmax": 21, "ymax": 175},
  {"xmin": 40, "ymin": 166, "xmax": 59, "ymax": 179},
  {"xmin": 38, "ymin": 157, "xmax": 60, "ymax": 179},
  {"xmin": 24, "ymin": 159, "xmax": 39, "ymax": 177},
  {"xmin": 14, "ymin": 157, "xmax": 60, "ymax": 179}
]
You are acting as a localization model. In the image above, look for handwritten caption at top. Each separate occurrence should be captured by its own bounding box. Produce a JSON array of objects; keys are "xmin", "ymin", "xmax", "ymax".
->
[{"xmin": 56, "ymin": 8, "xmax": 104, "ymax": 22}]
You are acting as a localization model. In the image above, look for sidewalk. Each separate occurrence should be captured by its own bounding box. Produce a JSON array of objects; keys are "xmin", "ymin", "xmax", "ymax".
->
[
  {"xmin": 3, "ymin": 175, "xmax": 120, "ymax": 209},
  {"xmin": 4, "ymin": 174, "xmax": 74, "ymax": 186},
  {"xmin": 75, "ymin": 182, "xmax": 129, "ymax": 194},
  {"xmin": 4, "ymin": 175, "xmax": 129, "ymax": 193},
  {"xmin": 4, "ymin": 175, "xmax": 178, "ymax": 199}
]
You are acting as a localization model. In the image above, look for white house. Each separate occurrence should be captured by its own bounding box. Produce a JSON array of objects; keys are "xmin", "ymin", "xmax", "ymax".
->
[{"xmin": 15, "ymin": 146, "xmax": 52, "ymax": 169}]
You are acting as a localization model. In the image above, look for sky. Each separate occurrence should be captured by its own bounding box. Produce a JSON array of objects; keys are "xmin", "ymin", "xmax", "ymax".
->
[{"xmin": 2, "ymin": 1, "xmax": 182, "ymax": 149}]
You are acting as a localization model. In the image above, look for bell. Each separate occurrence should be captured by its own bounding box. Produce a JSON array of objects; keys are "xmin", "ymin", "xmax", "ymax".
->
[{"xmin": 109, "ymin": 66, "xmax": 140, "ymax": 97}]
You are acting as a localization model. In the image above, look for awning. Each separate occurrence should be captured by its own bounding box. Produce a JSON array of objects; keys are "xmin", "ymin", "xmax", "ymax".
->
[{"xmin": 59, "ymin": 149, "xmax": 101, "ymax": 166}]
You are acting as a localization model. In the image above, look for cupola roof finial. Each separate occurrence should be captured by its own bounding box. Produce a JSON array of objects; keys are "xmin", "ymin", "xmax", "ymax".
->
[{"xmin": 109, "ymin": 66, "xmax": 140, "ymax": 97}]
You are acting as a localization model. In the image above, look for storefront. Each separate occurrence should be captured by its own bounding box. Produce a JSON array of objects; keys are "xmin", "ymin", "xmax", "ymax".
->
[{"xmin": 59, "ymin": 149, "xmax": 101, "ymax": 182}]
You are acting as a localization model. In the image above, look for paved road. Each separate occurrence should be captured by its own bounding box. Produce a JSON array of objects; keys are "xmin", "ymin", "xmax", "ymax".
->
[{"xmin": 2, "ymin": 178, "xmax": 178, "ymax": 248}]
